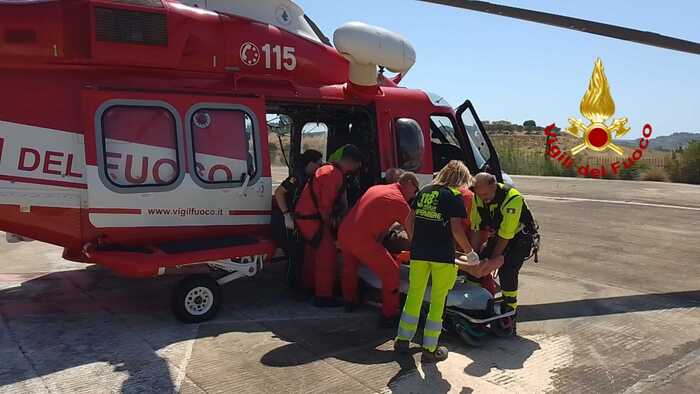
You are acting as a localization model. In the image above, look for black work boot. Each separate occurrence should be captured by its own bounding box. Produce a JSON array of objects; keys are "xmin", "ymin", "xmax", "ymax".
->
[
  {"xmin": 393, "ymin": 339, "xmax": 410, "ymax": 353},
  {"xmin": 494, "ymin": 305, "xmax": 518, "ymax": 336},
  {"xmin": 505, "ymin": 304, "xmax": 518, "ymax": 335},
  {"xmin": 422, "ymin": 346, "xmax": 449, "ymax": 363},
  {"xmin": 313, "ymin": 297, "xmax": 343, "ymax": 308},
  {"xmin": 379, "ymin": 315, "xmax": 401, "ymax": 329},
  {"xmin": 344, "ymin": 301, "xmax": 358, "ymax": 313}
]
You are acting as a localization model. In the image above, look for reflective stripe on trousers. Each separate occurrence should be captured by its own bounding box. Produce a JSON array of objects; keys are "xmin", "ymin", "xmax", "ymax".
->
[
  {"xmin": 503, "ymin": 289, "xmax": 518, "ymax": 310},
  {"xmin": 396, "ymin": 312, "xmax": 419, "ymax": 340},
  {"xmin": 395, "ymin": 260, "xmax": 458, "ymax": 352},
  {"xmin": 422, "ymin": 318, "xmax": 443, "ymax": 350}
]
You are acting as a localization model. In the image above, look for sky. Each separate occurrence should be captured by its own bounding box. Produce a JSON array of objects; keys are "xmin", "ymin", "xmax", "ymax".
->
[{"xmin": 296, "ymin": 0, "xmax": 700, "ymax": 138}]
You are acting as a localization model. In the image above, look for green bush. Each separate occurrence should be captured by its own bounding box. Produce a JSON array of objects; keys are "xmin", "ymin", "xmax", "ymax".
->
[
  {"xmin": 618, "ymin": 161, "xmax": 650, "ymax": 180},
  {"xmin": 641, "ymin": 167, "xmax": 669, "ymax": 182},
  {"xmin": 665, "ymin": 142, "xmax": 700, "ymax": 184}
]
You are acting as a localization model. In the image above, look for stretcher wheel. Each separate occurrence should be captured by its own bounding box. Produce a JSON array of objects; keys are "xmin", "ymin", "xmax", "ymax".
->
[
  {"xmin": 459, "ymin": 321, "xmax": 489, "ymax": 346},
  {"xmin": 445, "ymin": 315, "xmax": 486, "ymax": 347},
  {"xmin": 172, "ymin": 274, "xmax": 221, "ymax": 323},
  {"xmin": 457, "ymin": 327, "xmax": 484, "ymax": 347},
  {"xmin": 490, "ymin": 316, "xmax": 516, "ymax": 337}
]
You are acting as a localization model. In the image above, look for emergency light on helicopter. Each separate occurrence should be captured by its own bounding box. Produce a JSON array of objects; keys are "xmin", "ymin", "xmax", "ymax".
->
[{"xmin": 0, "ymin": 0, "xmax": 697, "ymax": 322}]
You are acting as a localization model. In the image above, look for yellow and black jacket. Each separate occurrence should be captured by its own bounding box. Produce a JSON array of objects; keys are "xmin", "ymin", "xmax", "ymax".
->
[{"xmin": 469, "ymin": 183, "xmax": 535, "ymax": 240}]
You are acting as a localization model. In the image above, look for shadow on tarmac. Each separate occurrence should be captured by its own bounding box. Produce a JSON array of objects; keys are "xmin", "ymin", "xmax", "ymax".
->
[
  {"xmin": 0, "ymin": 264, "xmax": 697, "ymax": 392},
  {"xmin": 519, "ymin": 290, "xmax": 700, "ymax": 322},
  {"xmin": 0, "ymin": 268, "xmax": 173, "ymax": 392},
  {"xmin": 460, "ymin": 336, "xmax": 541, "ymax": 377}
]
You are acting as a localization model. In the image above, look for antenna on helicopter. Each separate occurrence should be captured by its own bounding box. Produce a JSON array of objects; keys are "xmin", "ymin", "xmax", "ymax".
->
[{"xmin": 419, "ymin": 0, "xmax": 700, "ymax": 55}]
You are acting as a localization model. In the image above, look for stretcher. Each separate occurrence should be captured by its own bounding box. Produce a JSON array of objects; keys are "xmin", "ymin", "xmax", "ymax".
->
[{"xmin": 357, "ymin": 252, "xmax": 516, "ymax": 346}]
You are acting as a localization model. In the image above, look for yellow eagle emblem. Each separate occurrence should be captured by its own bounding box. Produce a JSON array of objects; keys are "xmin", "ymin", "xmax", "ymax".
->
[{"xmin": 566, "ymin": 58, "xmax": 630, "ymax": 156}]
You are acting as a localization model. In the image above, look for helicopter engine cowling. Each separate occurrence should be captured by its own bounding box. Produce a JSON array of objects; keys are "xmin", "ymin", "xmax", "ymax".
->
[{"xmin": 333, "ymin": 22, "xmax": 416, "ymax": 86}]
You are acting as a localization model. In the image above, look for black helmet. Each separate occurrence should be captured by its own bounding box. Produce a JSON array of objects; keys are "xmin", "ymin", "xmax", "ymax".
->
[
  {"xmin": 298, "ymin": 149, "xmax": 323, "ymax": 168},
  {"xmin": 340, "ymin": 144, "xmax": 365, "ymax": 164}
]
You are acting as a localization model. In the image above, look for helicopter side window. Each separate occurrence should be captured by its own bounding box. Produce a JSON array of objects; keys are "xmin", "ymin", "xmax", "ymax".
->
[
  {"xmin": 101, "ymin": 105, "xmax": 181, "ymax": 188},
  {"xmin": 189, "ymin": 107, "xmax": 258, "ymax": 186},
  {"xmin": 394, "ymin": 118, "xmax": 424, "ymax": 171},
  {"xmin": 266, "ymin": 113, "xmax": 293, "ymax": 168},
  {"xmin": 301, "ymin": 122, "xmax": 328, "ymax": 161},
  {"xmin": 430, "ymin": 115, "xmax": 464, "ymax": 171}
]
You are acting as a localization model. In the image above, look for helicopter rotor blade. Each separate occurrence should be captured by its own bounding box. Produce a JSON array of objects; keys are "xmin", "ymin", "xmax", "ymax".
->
[{"xmin": 419, "ymin": 0, "xmax": 700, "ymax": 55}]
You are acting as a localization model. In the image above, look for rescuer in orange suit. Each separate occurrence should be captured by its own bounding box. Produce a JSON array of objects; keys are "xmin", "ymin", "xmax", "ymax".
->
[
  {"xmin": 338, "ymin": 172, "xmax": 420, "ymax": 326},
  {"xmin": 294, "ymin": 144, "xmax": 364, "ymax": 307}
]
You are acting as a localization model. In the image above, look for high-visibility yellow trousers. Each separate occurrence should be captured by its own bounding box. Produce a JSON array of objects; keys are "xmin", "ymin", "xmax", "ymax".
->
[{"xmin": 395, "ymin": 260, "xmax": 458, "ymax": 352}]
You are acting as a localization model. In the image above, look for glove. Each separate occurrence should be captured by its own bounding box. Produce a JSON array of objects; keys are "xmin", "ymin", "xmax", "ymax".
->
[
  {"xmin": 284, "ymin": 212, "xmax": 295, "ymax": 230},
  {"xmin": 465, "ymin": 250, "xmax": 480, "ymax": 266}
]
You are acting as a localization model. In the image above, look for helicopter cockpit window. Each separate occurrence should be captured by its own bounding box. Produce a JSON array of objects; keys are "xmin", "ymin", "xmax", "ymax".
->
[
  {"xmin": 460, "ymin": 109, "xmax": 491, "ymax": 169},
  {"xmin": 395, "ymin": 118, "xmax": 424, "ymax": 171},
  {"xmin": 430, "ymin": 114, "xmax": 465, "ymax": 171},
  {"xmin": 190, "ymin": 108, "xmax": 257, "ymax": 185},
  {"xmin": 101, "ymin": 105, "xmax": 180, "ymax": 187},
  {"xmin": 430, "ymin": 115, "xmax": 460, "ymax": 147}
]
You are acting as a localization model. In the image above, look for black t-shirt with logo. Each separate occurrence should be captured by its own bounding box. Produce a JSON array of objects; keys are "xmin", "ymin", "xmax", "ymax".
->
[{"xmin": 410, "ymin": 184, "xmax": 467, "ymax": 264}]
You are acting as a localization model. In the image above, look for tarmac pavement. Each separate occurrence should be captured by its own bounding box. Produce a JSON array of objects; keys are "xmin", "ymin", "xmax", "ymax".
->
[{"xmin": 0, "ymin": 175, "xmax": 699, "ymax": 393}]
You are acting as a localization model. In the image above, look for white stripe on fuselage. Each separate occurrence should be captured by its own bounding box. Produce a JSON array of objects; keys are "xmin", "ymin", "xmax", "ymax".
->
[
  {"xmin": 0, "ymin": 121, "xmax": 272, "ymax": 227},
  {"xmin": 0, "ymin": 121, "xmax": 86, "ymax": 183}
]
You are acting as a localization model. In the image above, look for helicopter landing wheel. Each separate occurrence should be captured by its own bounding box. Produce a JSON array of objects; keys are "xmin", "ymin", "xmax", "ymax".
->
[{"xmin": 172, "ymin": 274, "xmax": 221, "ymax": 323}]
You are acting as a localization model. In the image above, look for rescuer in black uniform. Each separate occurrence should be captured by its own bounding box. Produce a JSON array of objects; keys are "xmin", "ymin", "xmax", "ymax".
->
[
  {"xmin": 272, "ymin": 149, "xmax": 323, "ymax": 290},
  {"xmin": 469, "ymin": 172, "xmax": 540, "ymax": 327}
]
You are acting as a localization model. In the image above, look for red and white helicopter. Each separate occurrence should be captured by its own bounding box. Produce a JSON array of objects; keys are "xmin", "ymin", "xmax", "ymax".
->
[{"xmin": 1, "ymin": 0, "xmax": 696, "ymax": 322}]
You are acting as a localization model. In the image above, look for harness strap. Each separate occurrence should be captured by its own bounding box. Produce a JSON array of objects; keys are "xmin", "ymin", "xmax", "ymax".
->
[
  {"xmin": 306, "ymin": 170, "xmax": 326, "ymax": 247},
  {"xmin": 295, "ymin": 213, "xmax": 321, "ymax": 220},
  {"xmin": 476, "ymin": 184, "xmax": 541, "ymax": 263},
  {"xmin": 477, "ymin": 184, "xmax": 537, "ymax": 236},
  {"xmin": 304, "ymin": 163, "xmax": 347, "ymax": 247},
  {"xmin": 476, "ymin": 184, "xmax": 507, "ymax": 230}
]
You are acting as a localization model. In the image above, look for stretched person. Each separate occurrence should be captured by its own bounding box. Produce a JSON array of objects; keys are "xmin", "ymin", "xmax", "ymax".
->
[
  {"xmin": 394, "ymin": 160, "xmax": 479, "ymax": 363},
  {"xmin": 457, "ymin": 184, "xmax": 499, "ymax": 294},
  {"xmin": 339, "ymin": 172, "xmax": 420, "ymax": 326}
]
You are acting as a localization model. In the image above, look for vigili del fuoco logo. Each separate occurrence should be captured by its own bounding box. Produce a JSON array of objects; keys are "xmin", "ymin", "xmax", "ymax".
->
[{"xmin": 544, "ymin": 58, "xmax": 653, "ymax": 178}]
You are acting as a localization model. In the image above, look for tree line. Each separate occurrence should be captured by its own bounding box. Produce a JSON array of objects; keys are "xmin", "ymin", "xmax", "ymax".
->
[{"xmin": 665, "ymin": 142, "xmax": 700, "ymax": 184}]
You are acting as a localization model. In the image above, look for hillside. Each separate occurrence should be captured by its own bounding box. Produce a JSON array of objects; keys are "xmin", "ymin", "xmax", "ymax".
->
[
  {"xmin": 617, "ymin": 132, "xmax": 700, "ymax": 151},
  {"xmin": 266, "ymin": 119, "xmax": 698, "ymax": 183},
  {"xmin": 483, "ymin": 120, "xmax": 699, "ymax": 151}
]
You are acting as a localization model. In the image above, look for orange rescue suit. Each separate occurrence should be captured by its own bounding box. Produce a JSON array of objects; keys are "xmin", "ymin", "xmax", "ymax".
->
[
  {"xmin": 338, "ymin": 183, "xmax": 410, "ymax": 317},
  {"xmin": 295, "ymin": 164, "xmax": 346, "ymax": 298}
]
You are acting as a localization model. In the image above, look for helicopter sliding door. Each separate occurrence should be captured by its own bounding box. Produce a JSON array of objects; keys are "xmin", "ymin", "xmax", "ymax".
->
[
  {"xmin": 82, "ymin": 89, "xmax": 270, "ymax": 244},
  {"xmin": 375, "ymin": 96, "xmax": 433, "ymax": 185}
]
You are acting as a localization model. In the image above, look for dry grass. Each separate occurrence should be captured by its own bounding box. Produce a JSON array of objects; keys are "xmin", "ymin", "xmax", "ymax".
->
[
  {"xmin": 491, "ymin": 134, "xmax": 672, "ymax": 175},
  {"xmin": 641, "ymin": 167, "xmax": 670, "ymax": 182},
  {"xmin": 268, "ymin": 134, "xmax": 327, "ymax": 166},
  {"xmin": 267, "ymin": 132, "xmax": 675, "ymax": 181}
]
